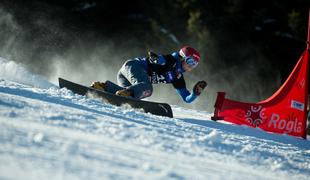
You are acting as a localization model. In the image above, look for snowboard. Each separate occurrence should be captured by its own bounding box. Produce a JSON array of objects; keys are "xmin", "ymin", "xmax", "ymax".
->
[{"xmin": 58, "ymin": 78, "xmax": 173, "ymax": 118}]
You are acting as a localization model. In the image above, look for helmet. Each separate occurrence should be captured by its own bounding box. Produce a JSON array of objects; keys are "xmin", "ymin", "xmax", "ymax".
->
[{"xmin": 179, "ymin": 46, "xmax": 200, "ymax": 68}]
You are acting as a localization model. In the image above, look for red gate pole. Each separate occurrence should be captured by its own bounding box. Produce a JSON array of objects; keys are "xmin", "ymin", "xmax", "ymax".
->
[
  {"xmin": 307, "ymin": 9, "xmax": 310, "ymax": 50},
  {"xmin": 305, "ymin": 9, "xmax": 310, "ymax": 139}
]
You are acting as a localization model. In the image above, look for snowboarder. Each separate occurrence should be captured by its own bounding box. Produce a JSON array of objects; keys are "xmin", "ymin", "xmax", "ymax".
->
[{"xmin": 91, "ymin": 46, "xmax": 207, "ymax": 103}]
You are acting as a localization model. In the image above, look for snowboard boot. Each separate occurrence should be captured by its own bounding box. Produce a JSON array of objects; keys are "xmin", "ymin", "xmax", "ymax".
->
[
  {"xmin": 91, "ymin": 81, "xmax": 107, "ymax": 91},
  {"xmin": 115, "ymin": 89, "xmax": 134, "ymax": 98}
]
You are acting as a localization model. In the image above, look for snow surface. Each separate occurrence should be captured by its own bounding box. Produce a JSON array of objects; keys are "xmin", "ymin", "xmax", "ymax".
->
[{"xmin": 0, "ymin": 57, "xmax": 310, "ymax": 180}]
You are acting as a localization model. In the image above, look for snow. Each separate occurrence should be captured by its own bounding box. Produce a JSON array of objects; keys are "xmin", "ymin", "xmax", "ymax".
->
[
  {"xmin": 0, "ymin": 57, "xmax": 310, "ymax": 180},
  {"xmin": 0, "ymin": 57, "xmax": 55, "ymax": 89}
]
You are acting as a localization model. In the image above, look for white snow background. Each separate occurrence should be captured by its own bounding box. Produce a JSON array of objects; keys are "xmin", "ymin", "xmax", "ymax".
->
[{"xmin": 0, "ymin": 57, "xmax": 309, "ymax": 180}]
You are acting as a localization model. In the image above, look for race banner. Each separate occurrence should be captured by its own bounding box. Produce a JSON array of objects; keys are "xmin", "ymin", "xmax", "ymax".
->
[
  {"xmin": 212, "ymin": 50, "xmax": 309, "ymax": 138},
  {"xmin": 211, "ymin": 11, "xmax": 310, "ymax": 139}
]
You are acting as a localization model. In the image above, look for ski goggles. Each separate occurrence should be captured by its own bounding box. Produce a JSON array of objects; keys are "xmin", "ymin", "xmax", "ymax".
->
[{"xmin": 184, "ymin": 56, "xmax": 199, "ymax": 68}]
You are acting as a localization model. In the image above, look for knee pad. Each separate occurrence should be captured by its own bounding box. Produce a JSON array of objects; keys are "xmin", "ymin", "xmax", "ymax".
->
[{"xmin": 141, "ymin": 83, "xmax": 153, "ymax": 98}]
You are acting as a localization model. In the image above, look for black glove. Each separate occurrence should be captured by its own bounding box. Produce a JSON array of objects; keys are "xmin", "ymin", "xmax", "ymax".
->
[
  {"xmin": 193, "ymin": 80, "xmax": 207, "ymax": 96},
  {"xmin": 148, "ymin": 51, "xmax": 159, "ymax": 64}
]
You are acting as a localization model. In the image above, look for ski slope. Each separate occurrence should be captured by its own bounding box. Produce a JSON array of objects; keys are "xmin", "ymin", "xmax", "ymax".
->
[{"xmin": 0, "ymin": 58, "xmax": 310, "ymax": 180}]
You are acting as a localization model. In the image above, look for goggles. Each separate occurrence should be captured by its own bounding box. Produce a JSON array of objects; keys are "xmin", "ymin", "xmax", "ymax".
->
[{"xmin": 184, "ymin": 56, "xmax": 199, "ymax": 68}]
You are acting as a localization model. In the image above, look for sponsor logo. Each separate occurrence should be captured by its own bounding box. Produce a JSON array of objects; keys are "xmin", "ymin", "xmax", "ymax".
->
[
  {"xmin": 158, "ymin": 104, "xmax": 168, "ymax": 113},
  {"xmin": 268, "ymin": 113, "xmax": 302, "ymax": 133},
  {"xmin": 140, "ymin": 90, "xmax": 152, "ymax": 99},
  {"xmin": 166, "ymin": 71, "xmax": 174, "ymax": 82},
  {"xmin": 291, "ymin": 100, "xmax": 304, "ymax": 111}
]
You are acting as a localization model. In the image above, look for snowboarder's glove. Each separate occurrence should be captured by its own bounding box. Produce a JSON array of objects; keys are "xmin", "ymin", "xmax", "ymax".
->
[
  {"xmin": 193, "ymin": 80, "xmax": 207, "ymax": 96},
  {"xmin": 148, "ymin": 51, "xmax": 159, "ymax": 64}
]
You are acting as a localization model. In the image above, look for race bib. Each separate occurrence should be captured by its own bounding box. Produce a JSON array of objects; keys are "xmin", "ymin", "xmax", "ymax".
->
[{"xmin": 150, "ymin": 74, "xmax": 167, "ymax": 83}]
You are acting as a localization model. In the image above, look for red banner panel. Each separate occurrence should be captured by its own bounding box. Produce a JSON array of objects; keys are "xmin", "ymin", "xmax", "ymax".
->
[{"xmin": 212, "ymin": 49, "xmax": 309, "ymax": 139}]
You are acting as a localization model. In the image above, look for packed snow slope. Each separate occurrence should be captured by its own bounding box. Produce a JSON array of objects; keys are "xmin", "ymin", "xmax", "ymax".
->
[{"xmin": 0, "ymin": 58, "xmax": 310, "ymax": 180}]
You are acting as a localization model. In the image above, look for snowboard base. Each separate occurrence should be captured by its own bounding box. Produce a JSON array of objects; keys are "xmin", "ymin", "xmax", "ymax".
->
[{"xmin": 58, "ymin": 78, "xmax": 173, "ymax": 118}]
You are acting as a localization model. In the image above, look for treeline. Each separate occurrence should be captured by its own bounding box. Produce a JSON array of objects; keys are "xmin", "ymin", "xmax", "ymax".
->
[
  {"xmin": 2, "ymin": 0, "xmax": 309, "ymax": 76},
  {"xmin": 43, "ymin": 0, "xmax": 309, "ymax": 79}
]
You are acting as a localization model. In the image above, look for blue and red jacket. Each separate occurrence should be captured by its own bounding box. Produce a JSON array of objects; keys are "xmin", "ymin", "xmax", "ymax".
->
[{"xmin": 137, "ymin": 52, "xmax": 197, "ymax": 103}]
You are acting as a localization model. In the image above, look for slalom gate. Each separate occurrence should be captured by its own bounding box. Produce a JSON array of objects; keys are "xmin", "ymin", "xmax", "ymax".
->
[{"xmin": 211, "ymin": 10, "xmax": 310, "ymax": 139}]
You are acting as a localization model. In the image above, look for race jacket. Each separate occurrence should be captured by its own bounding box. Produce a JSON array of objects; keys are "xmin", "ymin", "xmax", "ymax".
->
[{"xmin": 137, "ymin": 52, "xmax": 197, "ymax": 103}]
